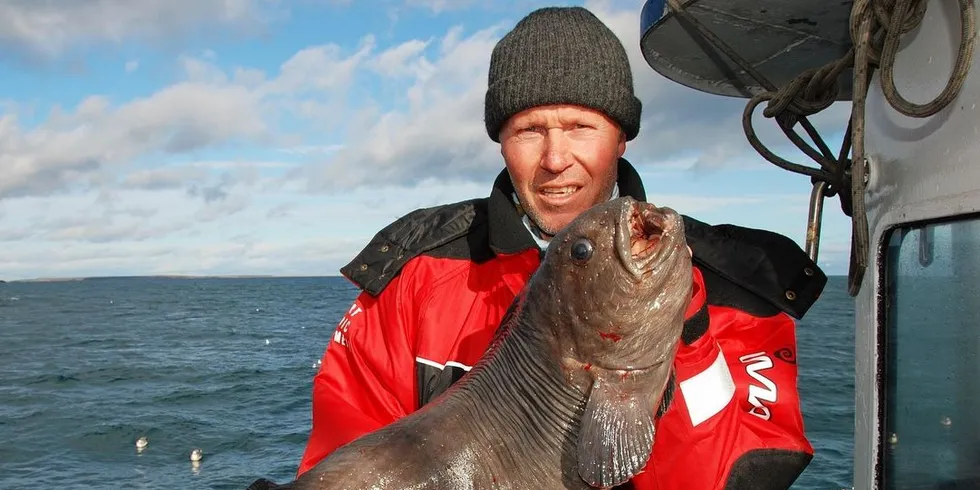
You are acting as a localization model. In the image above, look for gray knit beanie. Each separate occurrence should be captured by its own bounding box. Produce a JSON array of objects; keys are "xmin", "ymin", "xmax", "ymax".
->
[{"xmin": 484, "ymin": 6, "xmax": 642, "ymax": 142}]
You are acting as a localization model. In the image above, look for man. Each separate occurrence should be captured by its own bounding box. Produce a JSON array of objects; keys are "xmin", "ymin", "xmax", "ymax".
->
[{"xmin": 298, "ymin": 6, "xmax": 827, "ymax": 490}]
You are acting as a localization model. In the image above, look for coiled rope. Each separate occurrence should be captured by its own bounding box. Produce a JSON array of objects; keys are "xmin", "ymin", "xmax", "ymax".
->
[{"xmin": 664, "ymin": 0, "xmax": 976, "ymax": 296}]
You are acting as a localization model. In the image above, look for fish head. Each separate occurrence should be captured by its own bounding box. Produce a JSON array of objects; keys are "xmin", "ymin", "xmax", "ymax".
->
[
  {"xmin": 538, "ymin": 195, "xmax": 693, "ymax": 372},
  {"xmin": 532, "ymin": 195, "xmax": 694, "ymax": 488}
]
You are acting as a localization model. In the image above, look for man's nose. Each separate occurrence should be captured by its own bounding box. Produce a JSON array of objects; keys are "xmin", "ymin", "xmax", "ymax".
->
[{"xmin": 540, "ymin": 129, "xmax": 572, "ymax": 173}]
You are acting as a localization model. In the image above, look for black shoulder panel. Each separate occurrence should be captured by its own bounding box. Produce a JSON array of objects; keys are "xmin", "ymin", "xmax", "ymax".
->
[
  {"xmin": 683, "ymin": 216, "xmax": 828, "ymax": 320},
  {"xmin": 339, "ymin": 198, "xmax": 489, "ymax": 296},
  {"xmin": 425, "ymin": 220, "xmax": 496, "ymax": 264}
]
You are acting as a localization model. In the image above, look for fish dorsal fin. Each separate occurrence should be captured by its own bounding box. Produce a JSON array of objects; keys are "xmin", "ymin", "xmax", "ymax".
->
[{"xmin": 576, "ymin": 377, "xmax": 656, "ymax": 488}]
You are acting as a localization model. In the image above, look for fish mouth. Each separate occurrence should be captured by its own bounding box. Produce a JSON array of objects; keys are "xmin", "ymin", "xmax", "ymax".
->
[
  {"xmin": 618, "ymin": 199, "xmax": 677, "ymax": 278},
  {"xmin": 609, "ymin": 356, "xmax": 671, "ymax": 374},
  {"xmin": 565, "ymin": 355, "xmax": 670, "ymax": 376}
]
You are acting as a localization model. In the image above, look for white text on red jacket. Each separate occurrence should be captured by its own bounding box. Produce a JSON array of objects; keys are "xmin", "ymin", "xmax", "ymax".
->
[
  {"xmin": 739, "ymin": 351, "xmax": 778, "ymax": 420},
  {"xmin": 332, "ymin": 302, "xmax": 363, "ymax": 347}
]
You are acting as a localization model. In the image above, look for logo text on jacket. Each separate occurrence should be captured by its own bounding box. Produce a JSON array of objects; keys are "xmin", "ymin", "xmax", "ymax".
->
[
  {"xmin": 738, "ymin": 351, "xmax": 777, "ymax": 421},
  {"xmin": 333, "ymin": 302, "xmax": 363, "ymax": 347}
]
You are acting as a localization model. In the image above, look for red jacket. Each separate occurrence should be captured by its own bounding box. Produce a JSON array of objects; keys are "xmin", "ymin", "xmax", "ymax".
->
[{"xmin": 298, "ymin": 160, "xmax": 827, "ymax": 489}]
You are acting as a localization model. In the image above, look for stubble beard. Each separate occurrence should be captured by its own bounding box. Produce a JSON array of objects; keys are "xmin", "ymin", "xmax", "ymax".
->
[{"xmin": 520, "ymin": 177, "xmax": 617, "ymax": 237}]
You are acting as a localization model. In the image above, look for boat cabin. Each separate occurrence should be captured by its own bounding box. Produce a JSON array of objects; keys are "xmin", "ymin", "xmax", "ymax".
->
[{"xmin": 640, "ymin": 0, "xmax": 980, "ymax": 488}]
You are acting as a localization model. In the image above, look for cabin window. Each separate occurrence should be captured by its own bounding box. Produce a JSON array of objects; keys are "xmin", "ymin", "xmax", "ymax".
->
[{"xmin": 881, "ymin": 216, "xmax": 980, "ymax": 489}]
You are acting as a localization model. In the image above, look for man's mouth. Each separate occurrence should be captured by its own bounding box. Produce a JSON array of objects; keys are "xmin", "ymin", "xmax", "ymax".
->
[{"xmin": 539, "ymin": 185, "xmax": 581, "ymax": 197}]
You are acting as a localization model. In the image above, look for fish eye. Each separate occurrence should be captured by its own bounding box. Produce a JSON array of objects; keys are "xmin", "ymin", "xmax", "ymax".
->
[{"xmin": 570, "ymin": 238, "xmax": 594, "ymax": 264}]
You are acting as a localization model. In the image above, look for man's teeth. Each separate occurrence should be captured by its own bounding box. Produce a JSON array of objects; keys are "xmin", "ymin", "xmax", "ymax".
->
[{"xmin": 541, "ymin": 186, "xmax": 578, "ymax": 196}]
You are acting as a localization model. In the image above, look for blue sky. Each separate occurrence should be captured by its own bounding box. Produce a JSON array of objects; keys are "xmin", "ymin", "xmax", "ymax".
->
[{"xmin": 0, "ymin": 0, "xmax": 854, "ymax": 280}]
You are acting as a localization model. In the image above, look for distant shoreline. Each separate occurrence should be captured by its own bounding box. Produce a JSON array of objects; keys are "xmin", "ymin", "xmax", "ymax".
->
[{"xmin": 2, "ymin": 274, "xmax": 341, "ymax": 283}]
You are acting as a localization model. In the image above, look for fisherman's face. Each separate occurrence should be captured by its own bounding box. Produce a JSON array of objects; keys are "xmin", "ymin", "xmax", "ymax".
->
[{"xmin": 499, "ymin": 104, "xmax": 626, "ymax": 237}]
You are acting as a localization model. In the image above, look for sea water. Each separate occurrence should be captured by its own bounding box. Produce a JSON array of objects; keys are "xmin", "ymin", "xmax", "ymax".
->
[{"xmin": 0, "ymin": 275, "xmax": 854, "ymax": 489}]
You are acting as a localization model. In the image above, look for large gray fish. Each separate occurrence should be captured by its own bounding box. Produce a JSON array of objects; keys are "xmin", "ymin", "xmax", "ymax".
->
[{"xmin": 246, "ymin": 196, "xmax": 693, "ymax": 490}]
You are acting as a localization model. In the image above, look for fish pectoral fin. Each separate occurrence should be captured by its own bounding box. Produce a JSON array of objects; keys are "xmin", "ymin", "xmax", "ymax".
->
[
  {"xmin": 576, "ymin": 379, "xmax": 656, "ymax": 488},
  {"xmin": 245, "ymin": 478, "xmax": 286, "ymax": 490}
]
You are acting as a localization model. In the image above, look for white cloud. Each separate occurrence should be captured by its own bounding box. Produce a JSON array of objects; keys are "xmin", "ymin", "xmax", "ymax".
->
[
  {"xmin": 368, "ymin": 39, "xmax": 433, "ymax": 78},
  {"xmin": 1, "ymin": 1, "xmax": 853, "ymax": 201},
  {"xmin": 259, "ymin": 39, "xmax": 375, "ymax": 96},
  {"xmin": 0, "ymin": 1, "xmax": 856, "ymax": 279},
  {"xmin": 289, "ymin": 21, "xmax": 510, "ymax": 191},
  {"xmin": 0, "ymin": 83, "xmax": 267, "ymax": 199},
  {"xmin": 123, "ymin": 167, "xmax": 210, "ymax": 190},
  {"xmin": 403, "ymin": 0, "xmax": 479, "ymax": 14},
  {"xmin": 281, "ymin": 0, "xmax": 853, "ymax": 193},
  {"xmin": 0, "ymin": 0, "xmax": 280, "ymax": 64},
  {"xmin": 647, "ymin": 193, "xmax": 768, "ymax": 214},
  {"xmin": 0, "ymin": 35, "xmax": 385, "ymax": 200},
  {"xmin": 0, "ymin": 177, "xmax": 493, "ymax": 280}
]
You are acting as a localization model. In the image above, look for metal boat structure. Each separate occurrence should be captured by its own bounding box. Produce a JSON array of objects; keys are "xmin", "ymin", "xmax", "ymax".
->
[{"xmin": 639, "ymin": 0, "xmax": 980, "ymax": 488}]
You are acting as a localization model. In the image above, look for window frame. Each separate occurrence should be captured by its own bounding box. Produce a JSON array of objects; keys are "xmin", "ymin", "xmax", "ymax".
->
[{"xmin": 876, "ymin": 211, "xmax": 980, "ymax": 489}]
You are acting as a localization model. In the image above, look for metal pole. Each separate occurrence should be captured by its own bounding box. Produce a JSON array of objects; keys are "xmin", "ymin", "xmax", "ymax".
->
[{"xmin": 806, "ymin": 180, "xmax": 827, "ymax": 262}]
